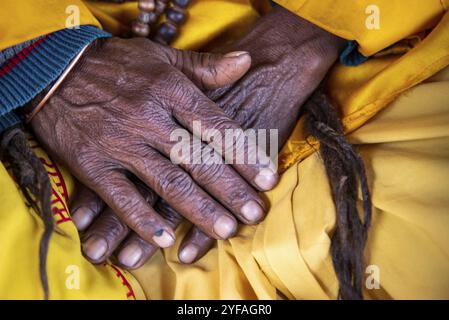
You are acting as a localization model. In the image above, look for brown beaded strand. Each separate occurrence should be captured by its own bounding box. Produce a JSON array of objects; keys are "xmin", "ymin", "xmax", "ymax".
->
[
  {"xmin": 132, "ymin": 0, "xmax": 170, "ymax": 38},
  {"xmin": 154, "ymin": 0, "xmax": 170, "ymax": 16},
  {"xmin": 131, "ymin": 0, "xmax": 190, "ymax": 44},
  {"xmin": 132, "ymin": 0, "xmax": 156, "ymax": 37},
  {"xmin": 154, "ymin": 0, "xmax": 190, "ymax": 45},
  {"xmin": 101, "ymin": 0, "xmax": 189, "ymax": 43}
]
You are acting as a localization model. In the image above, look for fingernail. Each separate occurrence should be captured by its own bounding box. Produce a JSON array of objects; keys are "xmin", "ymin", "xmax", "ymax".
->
[
  {"xmin": 152, "ymin": 229, "xmax": 175, "ymax": 248},
  {"xmin": 179, "ymin": 244, "xmax": 200, "ymax": 264},
  {"xmin": 254, "ymin": 168, "xmax": 278, "ymax": 191},
  {"xmin": 213, "ymin": 215, "xmax": 237, "ymax": 239},
  {"xmin": 72, "ymin": 207, "xmax": 94, "ymax": 231},
  {"xmin": 241, "ymin": 200, "xmax": 264, "ymax": 223},
  {"xmin": 83, "ymin": 236, "xmax": 107, "ymax": 261},
  {"xmin": 118, "ymin": 243, "xmax": 143, "ymax": 268},
  {"xmin": 224, "ymin": 51, "xmax": 249, "ymax": 58}
]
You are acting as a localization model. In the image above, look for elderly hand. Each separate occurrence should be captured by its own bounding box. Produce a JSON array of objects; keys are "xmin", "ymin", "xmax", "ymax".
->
[
  {"xmin": 30, "ymin": 36, "xmax": 279, "ymax": 264},
  {"xmin": 69, "ymin": 6, "xmax": 345, "ymax": 268}
]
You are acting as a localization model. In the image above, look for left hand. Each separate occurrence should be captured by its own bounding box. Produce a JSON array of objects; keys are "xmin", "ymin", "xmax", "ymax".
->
[{"xmin": 71, "ymin": 6, "xmax": 346, "ymax": 269}]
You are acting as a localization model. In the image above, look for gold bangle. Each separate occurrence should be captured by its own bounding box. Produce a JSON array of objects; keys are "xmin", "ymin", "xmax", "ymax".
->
[{"xmin": 25, "ymin": 44, "xmax": 90, "ymax": 124}]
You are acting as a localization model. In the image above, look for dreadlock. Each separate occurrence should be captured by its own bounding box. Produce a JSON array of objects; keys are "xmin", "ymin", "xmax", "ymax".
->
[
  {"xmin": 0, "ymin": 126, "xmax": 54, "ymax": 300},
  {"xmin": 304, "ymin": 89, "xmax": 372, "ymax": 300}
]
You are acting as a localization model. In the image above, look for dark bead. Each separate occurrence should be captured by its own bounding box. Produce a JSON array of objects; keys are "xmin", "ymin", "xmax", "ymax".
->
[
  {"xmin": 166, "ymin": 8, "xmax": 186, "ymax": 24},
  {"xmin": 138, "ymin": 11, "xmax": 157, "ymax": 24},
  {"xmin": 155, "ymin": 1, "xmax": 168, "ymax": 14},
  {"xmin": 132, "ymin": 20, "xmax": 150, "ymax": 37},
  {"xmin": 138, "ymin": 0, "xmax": 155, "ymax": 12},
  {"xmin": 156, "ymin": 22, "xmax": 178, "ymax": 44},
  {"xmin": 149, "ymin": 11, "xmax": 158, "ymax": 23},
  {"xmin": 172, "ymin": 0, "xmax": 190, "ymax": 8},
  {"xmin": 138, "ymin": 11, "xmax": 151, "ymax": 23}
]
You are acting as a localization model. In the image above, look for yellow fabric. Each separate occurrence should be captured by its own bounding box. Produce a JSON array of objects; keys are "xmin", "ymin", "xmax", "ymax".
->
[
  {"xmin": 275, "ymin": 0, "xmax": 448, "ymax": 56},
  {"xmin": 0, "ymin": 140, "xmax": 144, "ymax": 299},
  {"xmin": 0, "ymin": 0, "xmax": 102, "ymax": 51},
  {"xmin": 1, "ymin": 0, "xmax": 449, "ymax": 299},
  {"xmin": 279, "ymin": 9, "xmax": 449, "ymax": 171}
]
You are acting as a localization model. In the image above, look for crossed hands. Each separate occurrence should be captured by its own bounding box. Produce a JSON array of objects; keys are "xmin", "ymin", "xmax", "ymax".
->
[{"xmin": 30, "ymin": 7, "xmax": 345, "ymax": 269}]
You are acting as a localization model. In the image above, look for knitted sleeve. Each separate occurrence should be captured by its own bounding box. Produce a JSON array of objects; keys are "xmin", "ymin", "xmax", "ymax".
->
[{"xmin": 0, "ymin": 26, "xmax": 110, "ymax": 132}]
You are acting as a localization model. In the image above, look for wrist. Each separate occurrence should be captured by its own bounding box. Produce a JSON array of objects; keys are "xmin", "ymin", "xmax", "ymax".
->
[
  {"xmin": 22, "ymin": 37, "xmax": 109, "ymax": 126},
  {"xmin": 21, "ymin": 43, "xmax": 93, "ymax": 123},
  {"xmin": 235, "ymin": 6, "xmax": 345, "ymax": 68},
  {"xmin": 270, "ymin": 6, "xmax": 346, "ymax": 55},
  {"xmin": 0, "ymin": 26, "xmax": 110, "ymax": 130}
]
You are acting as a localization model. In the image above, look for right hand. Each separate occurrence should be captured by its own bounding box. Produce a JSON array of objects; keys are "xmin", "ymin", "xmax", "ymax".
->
[{"xmin": 30, "ymin": 37, "xmax": 278, "ymax": 262}]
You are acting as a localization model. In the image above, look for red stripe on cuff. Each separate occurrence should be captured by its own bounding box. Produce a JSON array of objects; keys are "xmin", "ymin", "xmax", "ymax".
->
[{"xmin": 0, "ymin": 35, "xmax": 50, "ymax": 77}]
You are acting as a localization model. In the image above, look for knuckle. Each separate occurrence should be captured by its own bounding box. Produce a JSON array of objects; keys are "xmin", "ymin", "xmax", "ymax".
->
[
  {"xmin": 154, "ymin": 70, "xmax": 182, "ymax": 93},
  {"xmin": 131, "ymin": 213, "xmax": 159, "ymax": 234},
  {"xmin": 159, "ymin": 168, "xmax": 194, "ymax": 199},
  {"xmin": 73, "ymin": 141, "xmax": 122, "ymax": 183},
  {"xmin": 83, "ymin": 215, "xmax": 127, "ymax": 245},
  {"xmin": 206, "ymin": 115, "xmax": 235, "ymax": 132},
  {"xmin": 74, "ymin": 144, "xmax": 96, "ymax": 169},
  {"xmin": 190, "ymin": 162, "xmax": 225, "ymax": 186},
  {"xmin": 76, "ymin": 152, "xmax": 110, "ymax": 183},
  {"xmin": 196, "ymin": 53, "xmax": 219, "ymax": 82},
  {"xmin": 100, "ymin": 213, "xmax": 128, "ymax": 239},
  {"xmin": 156, "ymin": 200, "xmax": 183, "ymax": 226},
  {"xmin": 196, "ymin": 198, "xmax": 219, "ymax": 219},
  {"xmin": 228, "ymin": 187, "xmax": 251, "ymax": 206},
  {"xmin": 191, "ymin": 227, "xmax": 213, "ymax": 244},
  {"xmin": 221, "ymin": 128, "xmax": 246, "ymax": 156},
  {"xmin": 112, "ymin": 189, "xmax": 143, "ymax": 216},
  {"xmin": 140, "ymin": 188, "xmax": 158, "ymax": 205}
]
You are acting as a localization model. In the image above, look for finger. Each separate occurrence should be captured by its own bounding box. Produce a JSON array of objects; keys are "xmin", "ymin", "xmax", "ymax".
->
[
  {"xmin": 121, "ymin": 148, "xmax": 238, "ymax": 240},
  {"xmin": 147, "ymin": 119, "xmax": 267, "ymax": 224},
  {"xmin": 81, "ymin": 207, "xmax": 129, "ymax": 263},
  {"xmin": 116, "ymin": 233, "xmax": 157, "ymax": 269},
  {"xmin": 134, "ymin": 92, "xmax": 269, "ymax": 223},
  {"xmin": 116, "ymin": 199, "xmax": 184, "ymax": 269},
  {"xmin": 134, "ymin": 178, "xmax": 159, "ymax": 207},
  {"xmin": 83, "ymin": 178, "xmax": 162, "ymax": 268},
  {"xmin": 173, "ymin": 140, "xmax": 267, "ymax": 224},
  {"xmin": 178, "ymin": 226, "xmax": 215, "ymax": 264},
  {"xmin": 71, "ymin": 184, "xmax": 105, "ymax": 231},
  {"xmin": 163, "ymin": 47, "xmax": 251, "ymax": 90},
  {"xmin": 155, "ymin": 198, "xmax": 184, "ymax": 228},
  {"xmin": 170, "ymin": 80, "xmax": 279, "ymax": 191},
  {"xmin": 157, "ymin": 200, "xmax": 216, "ymax": 265},
  {"xmin": 92, "ymin": 172, "xmax": 175, "ymax": 248}
]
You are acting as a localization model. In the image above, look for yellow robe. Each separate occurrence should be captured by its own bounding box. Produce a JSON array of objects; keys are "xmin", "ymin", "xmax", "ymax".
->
[{"xmin": 1, "ymin": 0, "xmax": 448, "ymax": 299}]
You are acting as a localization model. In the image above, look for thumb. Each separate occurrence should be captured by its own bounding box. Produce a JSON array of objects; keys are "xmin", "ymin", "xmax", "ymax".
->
[{"xmin": 166, "ymin": 49, "xmax": 252, "ymax": 90}]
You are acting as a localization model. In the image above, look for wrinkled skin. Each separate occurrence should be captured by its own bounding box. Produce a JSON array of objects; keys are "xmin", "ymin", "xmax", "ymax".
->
[
  {"xmin": 30, "ymin": 32, "xmax": 280, "ymax": 259},
  {"xmin": 67, "ymin": 6, "xmax": 346, "ymax": 268}
]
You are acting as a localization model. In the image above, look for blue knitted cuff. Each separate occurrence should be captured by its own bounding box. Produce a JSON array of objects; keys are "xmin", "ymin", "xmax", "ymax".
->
[{"xmin": 0, "ymin": 25, "xmax": 110, "ymax": 132}]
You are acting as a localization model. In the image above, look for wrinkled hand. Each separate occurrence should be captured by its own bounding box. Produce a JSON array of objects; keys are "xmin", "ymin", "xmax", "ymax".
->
[
  {"xmin": 31, "ymin": 37, "xmax": 279, "ymax": 264},
  {"xmin": 69, "ymin": 6, "xmax": 346, "ymax": 268},
  {"xmin": 210, "ymin": 6, "xmax": 345, "ymax": 143}
]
